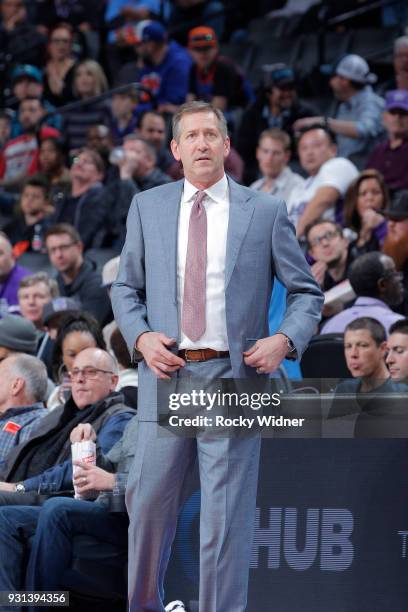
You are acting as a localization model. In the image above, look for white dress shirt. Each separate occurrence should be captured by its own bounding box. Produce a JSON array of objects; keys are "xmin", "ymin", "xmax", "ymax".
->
[{"xmin": 177, "ymin": 174, "xmax": 229, "ymax": 350}]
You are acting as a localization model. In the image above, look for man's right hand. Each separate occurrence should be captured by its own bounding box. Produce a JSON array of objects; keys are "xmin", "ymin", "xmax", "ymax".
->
[
  {"xmin": 136, "ymin": 332, "xmax": 185, "ymax": 380},
  {"xmin": 70, "ymin": 423, "xmax": 97, "ymax": 444},
  {"xmin": 311, "ymin": 261, "xmax": 327, "ymax": 287}
]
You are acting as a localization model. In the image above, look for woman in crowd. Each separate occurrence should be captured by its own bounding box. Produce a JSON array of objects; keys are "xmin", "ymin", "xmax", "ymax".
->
[
  {"xmin": 38, "ymin": 137, "xmax": 71, "ymax": 200},
  {"xmin": 343, "ymin": 169, "xmax": 390, "ymax": 257},
  {"xmin": 48, "ymin": 311, "xmax": 106, "ymax": 409},
  {"xmin": 62, "ymin": 59, "xmax": 111, "ymax": 153},
  {"xmin": 44, "ymin": 22, "xmax": 77, "ymax": 106}
]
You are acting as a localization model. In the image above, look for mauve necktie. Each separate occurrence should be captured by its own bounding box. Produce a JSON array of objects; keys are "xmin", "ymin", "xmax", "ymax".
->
[{"xmin": 182, "ymin": 190, "xmax": 207, "ymax": 341}]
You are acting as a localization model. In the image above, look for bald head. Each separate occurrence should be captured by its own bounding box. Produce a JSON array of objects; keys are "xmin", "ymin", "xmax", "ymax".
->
[{"xmin": 70, "ymin": 347, "xmax": 118, "ymax": 409}]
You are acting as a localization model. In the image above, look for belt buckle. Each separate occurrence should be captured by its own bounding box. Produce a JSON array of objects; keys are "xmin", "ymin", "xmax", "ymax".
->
[{"xmin": 184, "ymin": 349, "xmax": 204, "ymax": 362}]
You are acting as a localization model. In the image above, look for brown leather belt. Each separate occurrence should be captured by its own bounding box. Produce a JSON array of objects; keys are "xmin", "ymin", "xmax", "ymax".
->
[{"xmin": 178, "ymin": 348, "xmax": 230, "ymax": 362}]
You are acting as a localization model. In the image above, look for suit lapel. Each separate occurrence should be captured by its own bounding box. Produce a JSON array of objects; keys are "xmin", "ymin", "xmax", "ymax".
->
[
  {"xmin": 225, "ymin": 178, "xmax": 255, "ymax": 288},
  {"xmin": 157, "ymin": 180, "xmax": 184, "ymax": 305}
]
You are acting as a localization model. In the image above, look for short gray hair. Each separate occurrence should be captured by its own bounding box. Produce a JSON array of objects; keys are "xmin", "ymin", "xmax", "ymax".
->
[
  {"xmin": 395, "ymin": 36, "xmax": 408, "ymax": 53},
  {"xmin": 172, "ymin": 101, "xmax": 228, "ymax": 143},
  {"xmin": 8, "ymin": 354, "xmax": 48, "ymax": 403},
  {"xmin": 123, "ymin": 134, "xmax": 157, "ymax": 163},
  {"xmin": 19, "ymin": 272, "xmax": 59, "ymax": 298}
]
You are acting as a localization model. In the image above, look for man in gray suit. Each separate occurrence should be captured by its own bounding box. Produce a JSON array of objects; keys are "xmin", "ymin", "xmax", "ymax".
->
[{"xmin": 111, "ymin": 101, "xmax": 323, "ymax": 612}]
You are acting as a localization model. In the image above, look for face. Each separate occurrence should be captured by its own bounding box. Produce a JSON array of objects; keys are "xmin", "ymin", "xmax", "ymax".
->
[
  {"xmin": 75, "ymin": 65, "xmax": 97, "ymax": 97},
  {"xmin": 111, "ymin": 93, "xmax": 135, "ymax": 119},
  {"xmin": 139, "ymin": 113, "xmax": 166, "ymax": 149},
  {"xmin": 139, "ymin": 41, "xmax": 156, "ymax": 63},
  {"xmin": 123, "ymin": 139, "xmax": 151, "ymax": 175},
  {"xmin": 268, "ymin": 84, "xmax": 296, "ymax": 110},
  {"xmin": 39, "ymin": 140, "xmax": 59, "ymax": 172},
  {"xmin": 0, "ymin": 117, "xmax": 11, "ymax": 143},
  {"xmin": 49, "ymin": 27, "xmax": 72, "ymax": 61},
  {"xmin": 298, "ymin": 129, "xmax": 336, "ymax": 176},
  {"xmin": 170, "ymin": 111, "xmax": 230, "ymax": 188},
  {"xmin": 19, "ymin": 282, "xmax": 52, "ymax": 326},
  {"xmin": 344, "ymin": 329, "xmax": 386, "ymax": 378},
  {"xmin": 387, "ymin": 218, "xmax": 408, "ymax": 241},
  {"xmin": 20, "ymin": 185, "xmax": 48, "ymax": 217},
  {"xmin": 329, "ymin": 75, "xmax": 350, "ymax": 101},
  {"xmin": 256, "ymin": 136, "xmax": 289, "ymax": 179},
  {"xmin": 356, "ymin": 178, "xmax": 384, "ymax": 217},
  {"xmin": 62, "ymin": 330, "xmax": 97, "ymax": 372},
  {"xmin": 19, "ymin": 100, "xmax": 44, "ymax": 131},
  {"xmin": 70, "ymin": 151, "xmax": 103, "ymax": 184},
  {"xmin": 70, "ymin": 348, "xmax": 117, "ymax": 409},
  {"xmin": 1, "ymin": 0, "xmax": 23, "ymax": 20},
  {"xmin": 383, "ymin": 109, "xmax": 408, "ymax": 140},
  {"xmin": 13, "ymin": 78, "xmax": 43, "ymax": 101},
  {"xmin": 394, "ymin": 45, "xmax": 408, "ymax": 74},
  {"xmin": 386, "ymin": 332, "xmax": 408, "ymax": 379},
  {"xmin": 0, "ymin": 237, "xmax": 14, "ymax": 278},
  {"xmin": 46, "ymin": 233, "xmax": 82, "ymax": 273},
  {"xmin": 308, "ymin": 222, "xmax": 347, "ymax": 265},
  {"xmin": 379, "ymin": 255, "xmax": 404, "ymax": 306},
  {"xmin": 189, "ymin": 46, "xmax": 218, "ymax": 69},
  {"xmin": 87, "ymin": 127, "xmax": 112, "ymax": 155}
]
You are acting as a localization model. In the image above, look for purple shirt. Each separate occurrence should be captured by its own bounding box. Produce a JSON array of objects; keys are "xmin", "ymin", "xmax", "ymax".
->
[
  {"xmin": 321, "ymin": 297, "xmax": 404, "ymax": 335},
  {"xmin": 0, "ymin": 264, "xmax": 31, "ymax": 310},
  {"xmin": 366, "ymin": 139, "xmax": 408, "ymax": 192}
]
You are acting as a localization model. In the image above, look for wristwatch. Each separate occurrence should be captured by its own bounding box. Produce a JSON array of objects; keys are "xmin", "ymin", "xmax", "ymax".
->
[
  {"xmin": 15, "ymin": 482, "xmax": 25, "ymax": 493},
  {"xmin": 278, "ymin": 333, "xmax": 297, "ymax": 360}
]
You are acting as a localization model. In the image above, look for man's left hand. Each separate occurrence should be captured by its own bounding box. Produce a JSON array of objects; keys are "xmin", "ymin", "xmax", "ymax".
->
[
  {"xmin": 73, "ymin": 462, "xmax": 115, "ymax": 493},
  {"xmin": 243, "ymin": 334, "xmax": 289, "ymax": 373},
  {"xmin": 0, "ymin": 482, "xmax": 16, "ymax": 492}
]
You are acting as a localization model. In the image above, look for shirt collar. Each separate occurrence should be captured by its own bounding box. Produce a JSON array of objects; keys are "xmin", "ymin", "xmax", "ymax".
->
[
  {"xmin": 182, "ymin": 174, "xmax": 229, "ymax": 205},
  {"xmin": 354, "ymin": 297, "xmax": 391, "ymax": 309}
]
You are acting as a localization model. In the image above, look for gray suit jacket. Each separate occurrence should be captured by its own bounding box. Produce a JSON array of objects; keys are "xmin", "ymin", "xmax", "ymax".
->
[{"xmin": 111, "ymin": 178, "xmax": 323, "ymax": 414}]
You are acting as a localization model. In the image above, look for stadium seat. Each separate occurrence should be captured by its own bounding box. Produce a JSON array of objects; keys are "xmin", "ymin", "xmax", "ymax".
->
[
  {"xmin": 300, "ymin": 333, "xmax": 351, "ymax": 379},
  {"xmin": 246, "ymin": 37, "xmax": 302, "ymax": 87}
]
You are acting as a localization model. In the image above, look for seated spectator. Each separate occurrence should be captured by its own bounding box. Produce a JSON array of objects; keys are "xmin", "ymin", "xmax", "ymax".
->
[
  {"xmin": 382, "ymin": 190, "xmax": 408, "ymax": 316},
  {"xmin": 377, "ymin": 36, "xmax": 408, "ymax": 95},
  {"xmin": 237, "ymin": 63, "xmax": 317, "ymax": 185},
  {"xmin": 321, "ymin": 252, "xmax": 404, "ymax": 334},
  {"xmin": 306, "ymin": 219, "xmax": 354, "ymax": 292},
  {"xmin": 386, "ymin": 318, "xmax": 408, "ymax": 380},
  {"xmin": 110, "ymin": 86, "xmax": 140, "ymax": 145},
  {"xmin": 0, "ymin": 110, "xmax": 12, "ymax": 147},
  {"xmin": 8, "ymin": 65, "xmax": 60, "ymax": 136},
  {"xmin": 45, "ymin": 223, "xmax": 112, "ymax": 325},
  {"xmin": 0, "ymin": 354, "xmax": 48, "ymax": 463},
  {"xmin": 0, "ymin": 414, "xmax": 138, "ymax": 595},
  {"xmin": 287, "ymin": 126, "xmax": 359, "ymax": 235},
  {"xmin": 38, "ymin": 137, "xmax": 71, "ymax": 199},
  {"xmin": 43, "ymin": 23, "xmax": 77, "ymax": 107},
  {"xmin": 18, "ymin": 271, "xmax": 59, "ymax": 329},
  {"xmin": 0, "ymin": 347, "xmax": 136, "ymax": 505},
  {"xmin": 0, "ymin": 97, "xmax": 60, "ymax": 190},
  {"xmin": 51, "ymin": 148, "xmax": 109, "ymax": 249},
  {"xmin": 343, "ymin": 169, "xmax": 389, "ymax": 257},
  {"xmin": 62, "ymin": 60, "xmax": 111, "ymax": 153},
  {"xmin": 86, "ymin": 124, "xmax": 116, "ymax": 183},
  {"xmin": 42, "ymin": 297, "xmax": 81, "ymax": 340},
  {"xmin": 0, "ymin": 0, "xmax": 46, "ymax": 71},
  {"xmin": 47, "ymin": 311, "xmax": 106, "ymax": 410},
  {"xmin": 294, "ymin": 55, "xmax": 385, "ymax": 168},
  {"xmin": 138, "ymin": 110, "xmax": 179, "ymax": 178},
  {"xmin": 250, "ymin": 128, "xmax": 304, "ymax": 202},
  {"xmin": 110, "ymin": 325, "xmax": 138, "ymax": 409},
  {"xmin": 117, "ymin": 21, "xmax": 192, "ymax": 115},
  {"xmin": 167, "ymin": 0, "xmax": 225, "ymax": 46},
  {"xmin": 366, "ymin": 90, "xmax": 408, "ymax": 194},
  {"xmin": 187, "ymin": 26, "xmax": 249, "ymax": 112},
  {"xmin": 0, "ymin": 232, "xmax": 30, "ymax": 312},
  {"xmin": 3, "ymin": 175, "xmax": 54, "ymax": 256}
]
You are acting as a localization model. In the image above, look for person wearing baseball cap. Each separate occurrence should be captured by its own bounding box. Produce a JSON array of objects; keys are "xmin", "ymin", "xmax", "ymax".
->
[
  {"xmin": 367, "ymin": 90, "xmax": 408, "ymax": 194},
  {"xmin": 119, "ymin": 20, "xmax": 191, "ymax": 115},
  {"xmin": 294, "ymin": 54, "xmax": 385, "ymax": 167},
  {"xmin": 187, "ymin": 26, "xmax": 250, "ymax": 112}
]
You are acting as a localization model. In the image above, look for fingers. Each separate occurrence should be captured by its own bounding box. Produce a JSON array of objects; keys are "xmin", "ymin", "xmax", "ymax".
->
[{"xmin": 73, "ymin": 461, "xmax": 94, "ymax": 470}]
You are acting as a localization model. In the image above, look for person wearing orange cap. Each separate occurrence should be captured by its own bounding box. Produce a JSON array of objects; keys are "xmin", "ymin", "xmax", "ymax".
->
[{"xmin": 187, "ymin": 26, "xmax": 250, "ymax": 112}]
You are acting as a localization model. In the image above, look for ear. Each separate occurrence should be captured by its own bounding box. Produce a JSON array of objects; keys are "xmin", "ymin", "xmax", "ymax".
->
[
  {"xmin": 379, "ymin": 340, "xmax": 388, "ymax": 356},
  {"xmin": 170, "ymin": 139, "xmax": 181, "ymax": 162},
  {"xmin": 77, "ymin": 240, "xmax": 84, "ymax": 255},
  {"xmin": 223, "ymin": 136, "xmax": 231, "ymax": 159},
  {"xmin": 11, "ymin": 377, "xmax": 24, "ymax": 397}
]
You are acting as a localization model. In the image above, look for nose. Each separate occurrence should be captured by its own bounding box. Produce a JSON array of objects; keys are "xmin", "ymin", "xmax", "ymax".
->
[{"xmin": 386, "ymin": 351, "xmax": 394, "ymax": 365}]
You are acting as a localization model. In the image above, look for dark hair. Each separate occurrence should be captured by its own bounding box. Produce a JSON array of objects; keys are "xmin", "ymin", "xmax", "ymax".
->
[
  {"xmin": 22, "ymin": 174, "xmax": 50, "ymax": 200},
  {"xmin": 40, "ymin": 136, "xmax": 67, "ymax": 160},
  {"xmin": 345, "ymin": 316, "xmax": 386, "ymax": 345},
  {"xmin": 73, "ymin": 147, "xmax": 105, "ymax": 175},
  {"xmin": 304, "ymin": 218, "xmax": 343, "ymax": 248},
  {"xmin": 297, "ymin": 124, "xmax": 336, "ymax": 148},
  {"xmin": 51, "ymin": 312, "xmax": 106, "ymax": 381},
  {"xmin": 138, "ymin": 109, "xmax": 166, "ymax": 128},
  {"xmin": 389, "ymin": 318, "xmax": 408, "ymax": 336},
  {"xmin": 110, "ymin": 326, "xmax": 133, "ymax": 369},
  {"xmin": 45, "ymin": 223, "xmax": 81, "ymax": 243},
  {"xmin": 348, "ymin": 251, "xmax": 386, "ymax": 298},
  {"xmin": 343, "ymin": 169, "xmax": 389, "ymax": 232}
]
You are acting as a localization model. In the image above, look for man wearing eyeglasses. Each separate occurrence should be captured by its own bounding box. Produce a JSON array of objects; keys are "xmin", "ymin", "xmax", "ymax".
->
[
  {"xmin": 45, "ymin": 222, "xmax": 112, "ymax": 326},
  {"xmin": 0, "ymin": 347, "xmax": 136, "ymax": 506}
]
